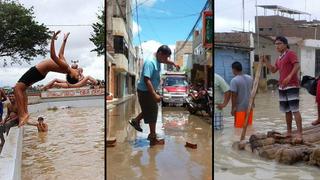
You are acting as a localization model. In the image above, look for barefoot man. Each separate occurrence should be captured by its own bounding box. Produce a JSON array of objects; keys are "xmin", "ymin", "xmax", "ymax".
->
[
  {"xmin": 14, "ymin": 30, "xmax": 85, "ymax": 127},
  {"xmin": 263, "ymin": 36, "xmax": 303, "ymax": 142}
]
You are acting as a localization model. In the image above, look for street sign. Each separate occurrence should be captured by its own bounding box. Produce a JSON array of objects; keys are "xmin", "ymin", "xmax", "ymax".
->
[{"xmin": 202, "ymin": 11, "xmax": 213, "ymax": 49}]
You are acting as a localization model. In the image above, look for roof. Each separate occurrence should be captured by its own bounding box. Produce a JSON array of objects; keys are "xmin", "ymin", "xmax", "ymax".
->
[
  {"xmin": 214, "ymin": 32, "xmax": 252, "ymax": 49},
  {"xmin": 257, "ymin": 5, "xmax": 311, "ymax": 15}
]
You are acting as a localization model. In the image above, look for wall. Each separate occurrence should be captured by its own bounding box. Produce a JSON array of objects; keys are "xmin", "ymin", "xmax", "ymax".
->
[{"xmin": 214, "ymin": 48, "xmax": 251, "ymax": 83}]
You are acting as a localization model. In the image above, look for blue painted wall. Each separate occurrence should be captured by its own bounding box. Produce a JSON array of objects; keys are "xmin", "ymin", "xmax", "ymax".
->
[{"xmin": 214, "ymin": 48, "xmax": 251, "ymax": 83}]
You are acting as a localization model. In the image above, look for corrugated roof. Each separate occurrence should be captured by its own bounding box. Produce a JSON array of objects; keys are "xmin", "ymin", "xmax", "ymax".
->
[{"xmin": 257, "ymin": 5, "xmax": 311, "ymax": 15}]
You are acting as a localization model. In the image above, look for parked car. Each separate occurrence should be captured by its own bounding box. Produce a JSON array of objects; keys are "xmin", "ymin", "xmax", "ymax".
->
[{"xmin": 161, "ymin": 72, "xmax": 189, "ymax": 107}]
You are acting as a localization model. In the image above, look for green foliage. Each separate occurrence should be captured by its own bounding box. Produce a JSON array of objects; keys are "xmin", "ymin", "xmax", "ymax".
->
[
  {"xmin": 0, "ymin": 0, "xmax": 51, "ymax": 66},
  {"xmin": 90, "ymin": 8, "xmax": 105, "ymax": 56}
]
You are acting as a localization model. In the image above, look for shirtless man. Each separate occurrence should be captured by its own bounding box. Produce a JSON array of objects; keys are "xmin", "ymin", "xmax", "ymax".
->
[
  {"xmin": 14, "ymin": 31, "xmax": 97, "ymax": 127},
  {"xmin": 0, "ymin": 88, "xmax": 7, "ymax": 123},
  {"xmin": 28, "ymin": 117, "xmax": 48, "ymax": 132},
  {"xmin": 0, "ymin": 92, "xmax": 18, "ymax": 145}
]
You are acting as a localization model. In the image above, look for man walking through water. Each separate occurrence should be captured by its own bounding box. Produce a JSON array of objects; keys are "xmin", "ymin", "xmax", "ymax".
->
[
  {"xmin": 129, "ymin": 45, "xmax": 180, "ymax": 146},
  {"xmin": 263, "ymin": 36, "xmax": 303, "ymax": 142}
]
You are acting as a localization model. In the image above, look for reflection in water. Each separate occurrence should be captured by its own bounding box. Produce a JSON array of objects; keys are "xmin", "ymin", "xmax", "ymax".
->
[
  {"xmin": 107, "ymin": 97, "xmax": 212, "ymax": 180},
  {"xmin": 22, "ymin": 107, "xmax": 104, "ymax": 180},
  {"xmin": 214, "ymin": 89, "xmax": 320, "ymax": 179}
]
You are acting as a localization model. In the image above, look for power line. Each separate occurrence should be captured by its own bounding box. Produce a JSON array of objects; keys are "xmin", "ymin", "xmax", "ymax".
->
[
  {"xmin": 45, "ymin": 24, "xmax": 92, "ymax": 27},
  {"xmin": 135, "ymin": 0, "xmax": 143, "ymax": 56},
  {"xmin": 175, "ymin": 0, "xmax": 210, "ymax": 54},
  {"xmin": 127, "ymin": 0, "xmax": 153, "ymax": 17},
  {"xmin": 139, "ymin": 12, "xmax": 200, "ymax": 20}
]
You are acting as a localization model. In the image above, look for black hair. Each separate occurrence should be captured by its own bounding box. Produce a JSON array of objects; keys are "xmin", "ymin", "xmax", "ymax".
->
[
  {"xmin": 231, "ymin": 61, "xmax": 243, "ymax": 72},
  {"xmin": 66, "ymin": 74, "xmax": 79, "ymax": 84},
  {"xmin": 275, "ymin": 36, "xmax": 290, "ymax": 49},
  {"xmin": 156, "ymin": 45, "xmax": 172, "ymax": 56},
  {"xmin": 38, "ymin": 117, "xmax": 44, "ymax": 121}
]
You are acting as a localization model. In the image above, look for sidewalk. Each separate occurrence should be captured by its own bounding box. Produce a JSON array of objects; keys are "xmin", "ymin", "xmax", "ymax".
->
[{"xmin": 106, "ymin": 94, "xmax": 135, "ymax": 110}]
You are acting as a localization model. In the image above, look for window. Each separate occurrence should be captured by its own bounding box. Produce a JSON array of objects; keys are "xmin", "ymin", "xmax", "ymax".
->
[
  {"xmin": 114, "ymin": 35, "xmax": 129, "ymax": 59},
  {"xmin": 259, "ymin": 28, "xmax": 264, "ymax": 31},
  {"xmin": 269, "ymin": 28, "xmax": 272, "ymax": 31}
]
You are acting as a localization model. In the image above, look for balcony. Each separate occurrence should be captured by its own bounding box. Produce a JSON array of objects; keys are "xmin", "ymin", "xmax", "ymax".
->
[
  {"xmin": 112, "ymin": 17, "xmax": 129, "ymax": 43},
  {"xmin": 113, "ymin": 53, "xmax": 128, "ymax": 72}
]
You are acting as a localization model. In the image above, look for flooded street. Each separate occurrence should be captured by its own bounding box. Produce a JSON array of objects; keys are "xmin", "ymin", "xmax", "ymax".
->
[
  {"xmin": 214, "ymin": 89, "xmax": 320, "ymax": 179},
  {"xmin": 107, "ymin": 97, "xmax": 212, "ymax": 180},
  {"xmin": 22, "ymin": 105, "xmax": 104, "ymax": 180}
]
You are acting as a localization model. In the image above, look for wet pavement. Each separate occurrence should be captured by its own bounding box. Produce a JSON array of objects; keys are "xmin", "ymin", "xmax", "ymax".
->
[
  {"xmin": 22, "ymin": 105, "xmax": 104, "ymax": 180},
  {"xmin": 214, "ymin": 89, "xmax": 320, "ymax": 180},
  {"xmin": 107, "ymin": 96, "xmax": 212, "ymax": 180}
]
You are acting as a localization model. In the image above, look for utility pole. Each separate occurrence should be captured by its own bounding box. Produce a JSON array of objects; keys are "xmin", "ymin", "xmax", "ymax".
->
[{"xmin": 242, "ymin": 0, "xmax": 245, "ymax": 32}]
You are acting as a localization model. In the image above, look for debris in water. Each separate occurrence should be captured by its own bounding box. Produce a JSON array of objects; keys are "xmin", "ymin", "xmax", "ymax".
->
[{"xmin": 185, "ymin": 142, "xmax": 197, "ymax": 149}]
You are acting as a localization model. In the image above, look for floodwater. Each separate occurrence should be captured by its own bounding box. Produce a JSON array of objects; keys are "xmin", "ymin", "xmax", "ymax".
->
[
  {"xmin": 22, "ymin": 105, "xmax": 104, "ymax": 180},
  {"xmin": 107, "ymin": 97, "xmax": 212, "ymax": 180},
  {"xmin": 214, "ymin": 89, "xmax": 320, "ymax": 180}
]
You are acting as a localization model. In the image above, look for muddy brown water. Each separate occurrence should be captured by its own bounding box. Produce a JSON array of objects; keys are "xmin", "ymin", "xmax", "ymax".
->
[
  {"xmin": 22, "ymin": 106, "xmax": 104, "ymax": 180},
  {"xmin": 107, "ymin": 97, "xmax": 212, "ymax": 180},
  {"xmin": 214, "ymin": 89, "xmax": 320, "ymax": 179}
]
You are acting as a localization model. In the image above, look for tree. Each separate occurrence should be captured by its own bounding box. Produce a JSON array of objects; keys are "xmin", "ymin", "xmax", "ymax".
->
[
  {"xmin": 90, "ymin": 9, "xmax": 105, "ymax": 56},
  {"xmin": 0, "ymin": 0, "xmax": 51, "ymax": 66}
]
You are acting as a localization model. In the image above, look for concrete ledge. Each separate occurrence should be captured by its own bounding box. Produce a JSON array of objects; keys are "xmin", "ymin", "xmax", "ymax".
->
[
  {"xmin": 106, "ymin": 94, "xmax": 135, "ymax": 110},
  {"xmin": 0, "ymin": 127, "xmax": 23, "ymax": 180},
  {"xmin": 0, "ymin": 97, "xmax": 104, "ymax": 180}
]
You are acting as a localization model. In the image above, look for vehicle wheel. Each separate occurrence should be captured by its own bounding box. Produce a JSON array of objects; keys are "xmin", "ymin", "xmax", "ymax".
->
[
  {"xmin": 162, "ymin": 101, "xmax": 168, "ymax": 107},
  {"xmin": 187, "ymin": 104, "xmax": 197, "ymax": 114},
  {"xmin": 208, "ymin": 104, "xmax": 213, "ymax": 117}
]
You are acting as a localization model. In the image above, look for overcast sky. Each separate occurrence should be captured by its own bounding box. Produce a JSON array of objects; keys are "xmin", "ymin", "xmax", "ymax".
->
[
  {"xmin": 215, "ymin": 0, "xmax": 320, "ymax": 32},
  {"xmin": 0, "ymin": 0, "xmax": 104, "ymax": 87}
]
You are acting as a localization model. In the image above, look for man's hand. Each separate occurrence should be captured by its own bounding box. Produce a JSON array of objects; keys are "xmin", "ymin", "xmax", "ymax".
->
[
  {"xmin": 63, "ymin": 32, "xmax": 70, "ymax": 41},
  {"xmin": 281, "ymin": 76, "xmax": 291, "ymax": 88},
  {"xmin": 216, "ymin": 103, "xmax": 225, "ymax": 110},
  {"xmin": 231, "ymin": 107, "xmax": 236, "ymax": 116},
  {"xmin": 53, "ymin": 30, "xmax": 61, "ymax": 40},
  {"xmin": 261, "ymin": 55, "xmax": 267, "ymax": 64},
  {"xmin": 0, "ymin": 120, "xmax": 4, "ymax": 125},
  {"xmin": 175, "ymin": 64, "xmax": 180, "ymax": 71},
  {"xmin": 154, "ymin": 94, "xmax": 161, "ymax": 103}
]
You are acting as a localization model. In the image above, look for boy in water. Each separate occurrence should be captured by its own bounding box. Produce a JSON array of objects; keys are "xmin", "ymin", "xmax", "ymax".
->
[{"xmin": 28, "ymin": 117, "xmax": 48, "ymax": 132}]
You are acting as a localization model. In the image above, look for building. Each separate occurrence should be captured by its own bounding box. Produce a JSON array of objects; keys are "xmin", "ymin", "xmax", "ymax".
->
[
  {"xmin": 214, "ymin": 32, "xmax": 254, "ymax": 83},
  {"xmin": 255, "ymin": 5, "xmax": 316, "ymax": 39},
  {"xmin": 106, "ymin": 0, "xmax": 137, "ymax": 98},
  {"xmin": 174, "ymin": 41, "xmax": 192, "ymax": 68}
]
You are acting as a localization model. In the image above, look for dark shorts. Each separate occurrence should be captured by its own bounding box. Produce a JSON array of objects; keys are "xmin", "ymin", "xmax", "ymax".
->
[
  {"xmin": 18, "ymin": 66, "xmax": 46, "ymax": 87},
  {"xmin": 0, "ymin": 102, "xmax": 3, "ymax": 119},
  {"xmin": 137, "ymin": 89, "xmax": 158, "ymax": 124},
  {"xmin": 278, "ymin": 88, "xmax": 300, "ymax": 113}
]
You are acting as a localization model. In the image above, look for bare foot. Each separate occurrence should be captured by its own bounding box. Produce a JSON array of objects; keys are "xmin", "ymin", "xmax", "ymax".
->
[
  {"xmin": 294, "ymin": 133, "xmax": 303, "ymax": 144},
  {"xmin": 312, "ymin": 119, "xmax": 320, "ymax": 126},
  {"xmin": 150, "ymin": 138, "xmax": 165, "ymax": 146},
  {"xmin": 18, "ymin": 114, "xmax": 30, "ymax": 127}
]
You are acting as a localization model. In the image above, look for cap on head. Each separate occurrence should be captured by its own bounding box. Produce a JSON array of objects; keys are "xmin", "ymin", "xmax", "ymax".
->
[
  {"xmin": 156, "ymin": 45, "xmax": 172, "ymax": 56},
  {"xmin": 275, "ymin": 36, "xmax": 290, "ymax": 49}
]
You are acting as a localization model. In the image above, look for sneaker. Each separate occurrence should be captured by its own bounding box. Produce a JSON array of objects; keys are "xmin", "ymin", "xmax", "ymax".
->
[{"xmin": 129, "ymin": 118, "xmax": 143, "ymax": 132}]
